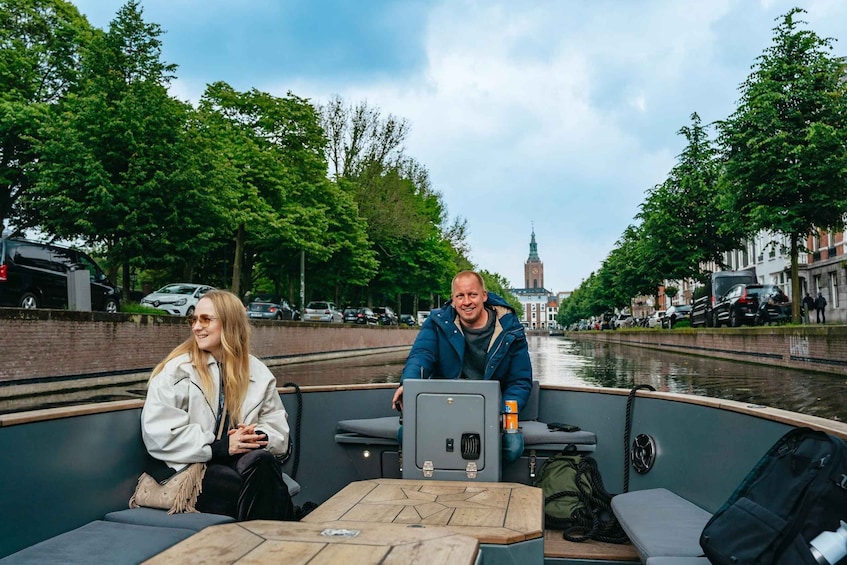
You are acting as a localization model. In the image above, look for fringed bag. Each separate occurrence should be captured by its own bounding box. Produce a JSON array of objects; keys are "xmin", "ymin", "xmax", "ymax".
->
[{"xmin": 129, "ymin": 462, "xmax": 207, "ymax": 514}]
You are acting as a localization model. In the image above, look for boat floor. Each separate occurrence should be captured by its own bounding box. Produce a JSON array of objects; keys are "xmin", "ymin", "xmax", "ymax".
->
[{"xmin": 544, "ymin": 529, "xmax": 639, "ymax": 561}]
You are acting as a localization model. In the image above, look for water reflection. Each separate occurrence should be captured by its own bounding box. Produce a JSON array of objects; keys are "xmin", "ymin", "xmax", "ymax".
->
[{"xmin": 271, "ymin": 335, "xmax": 846, "ymax": 422}]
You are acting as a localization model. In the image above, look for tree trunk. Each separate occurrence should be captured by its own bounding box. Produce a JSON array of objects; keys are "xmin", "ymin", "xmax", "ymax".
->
[
  {"xmin": 122, "ymin": 257, "xmax": 131, "ymax": 303},
  {"xmin": 232, "ymin": 223, "xmax": 245, "ymax": 296},
  {"xmin": 790, "ymin": 234, "xmax": 801, "ymax": 323}
]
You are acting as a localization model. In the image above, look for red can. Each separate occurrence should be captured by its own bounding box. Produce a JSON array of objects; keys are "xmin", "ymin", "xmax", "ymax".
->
[{"xmin": 503, "ymin": 400, "xmax": 518, "ymax": 433}]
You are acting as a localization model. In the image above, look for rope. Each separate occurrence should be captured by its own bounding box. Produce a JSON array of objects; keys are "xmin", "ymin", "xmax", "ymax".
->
[
  {"xmin": 543, "ymin": 456, "xmax": 630, "ymax": 544},
  {"xmin": 282, "ymin": 382, "xmax": 303, "ymax": 480},
  {"xmin": 623, "ymin": 384, "xmax": 655, "ymax": 493}
]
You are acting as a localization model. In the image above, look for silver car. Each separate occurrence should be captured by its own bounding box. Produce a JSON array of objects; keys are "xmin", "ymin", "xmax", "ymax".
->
[
  {"xmin": 303, "ymin": 300, "xmax": 343, "ymax": 323},
  {"xmin": 140, "ymin": 283, "xmax": 214, "ymax": 316}
]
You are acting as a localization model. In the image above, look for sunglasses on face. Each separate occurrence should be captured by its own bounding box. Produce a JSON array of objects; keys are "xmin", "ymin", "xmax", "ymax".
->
[{"xmin": 186, "ymin": 314, "xmax": 219, "ymax": 327}]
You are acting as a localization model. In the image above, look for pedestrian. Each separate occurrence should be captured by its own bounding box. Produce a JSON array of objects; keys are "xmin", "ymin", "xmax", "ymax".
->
[
  {"xmin": 391, "ymin": 270, "xmax": 532, "ymax": 463},
  {"xmin": 815, "ymin": 292, "xmax": 827, "ymax": 324},
  {"xmin": 140, "ymin": 289, "xmax": 295, "ymax": 521},
  {"xmin": 802, "ymin": 293, "xmax": 815, "ymax": 325}
]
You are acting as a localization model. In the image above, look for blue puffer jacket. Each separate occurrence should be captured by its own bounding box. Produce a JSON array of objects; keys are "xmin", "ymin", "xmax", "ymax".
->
[{"xmin": 400, "ymin": 292, "xmax": 533, "ymax": 411}]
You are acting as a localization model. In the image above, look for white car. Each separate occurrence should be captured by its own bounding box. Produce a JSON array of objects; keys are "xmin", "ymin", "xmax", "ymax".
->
[
  {"xmin": 140, "ymin": 283, "xmax": 215, "ymax": 316},
  {"xmin": 647, "ymin": 310, "xmax": 666, "ymax": 328}
]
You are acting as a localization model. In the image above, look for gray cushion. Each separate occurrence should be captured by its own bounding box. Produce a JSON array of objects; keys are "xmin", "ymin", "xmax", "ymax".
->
[
  {"xmin": 104, "ymin": 508, "xmax": 234, "ymax": 531},
  {"xmin": 0, "ymin": 520, "xmax": 194, "ymax": 564},
  {"xmin": 520, "ymin": 420, "xmax": 596, "ymax": 447},
  {"xmin": 282, "ymin": 472, "xmax": 301, "ymax": 497},
  {"xmin": 611, "ymin": 488, "xmax": 712, "ymax": 562},
  {"xmin": 336, "ymin": 416, "xmax": 400, "ymax": 440}
]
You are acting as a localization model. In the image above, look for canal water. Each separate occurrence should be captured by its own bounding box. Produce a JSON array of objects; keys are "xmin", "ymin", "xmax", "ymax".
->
[{"xmin": 272, "ymin": 335, "xmax": 846, "ymax": 423}]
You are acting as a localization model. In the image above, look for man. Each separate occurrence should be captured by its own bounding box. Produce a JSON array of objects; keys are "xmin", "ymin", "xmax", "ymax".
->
[
  {"xmin": 815, "ymin": 292, "xmax": 827, "ymax": 324},
  {"xmin": 391, "ymin": 270, "xmax": 532, "ymax": 462},
  {"xmin": 802, "ymin": 293, "xmax": 815, "ymax": 325}
]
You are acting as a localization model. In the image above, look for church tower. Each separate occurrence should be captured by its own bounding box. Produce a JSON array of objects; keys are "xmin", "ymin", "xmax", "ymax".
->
[{"xmin": 524, "ymin": 227, "xmax": 544, "ymax": 289}]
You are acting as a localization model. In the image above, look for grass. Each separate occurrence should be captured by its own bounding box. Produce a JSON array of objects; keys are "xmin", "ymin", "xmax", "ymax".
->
[{"xmin": 121, "ymin": 302, "xmax": 171, "ymax": 316}]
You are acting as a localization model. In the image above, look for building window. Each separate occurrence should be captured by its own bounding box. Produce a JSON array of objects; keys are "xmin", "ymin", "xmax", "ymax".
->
[
  {"xmin": 830, "ymin": 271, "xmax": 839, "ymax": 308},
  {"xmin": 814, "ymin": 274, "xmax": 822, "ymax": 296}
]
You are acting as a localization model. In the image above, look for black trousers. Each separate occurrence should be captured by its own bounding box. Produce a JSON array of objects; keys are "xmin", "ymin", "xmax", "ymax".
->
[{"xmin": 196, "ymin": 449, "xmax": 295, "ymax": 521}]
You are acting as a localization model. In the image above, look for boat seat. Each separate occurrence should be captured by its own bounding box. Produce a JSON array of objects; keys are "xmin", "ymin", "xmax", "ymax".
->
[
  {"xmin": 102, "ymin": 471, "xmax": 301, "ymax": 531},
  {"xmin": 334, "ymin": 381, "xmax": 596, "ymax": 452},
  {"xmin": 103, "ymin": 508, "xmax": 235, "ymax": 531},
  {"xmin": 611, "ymin": 488, "xmax": 712, "ymax": 563},
  {"xmin": 0, "ymin": 520, "xmax": 195, "ymax": 564}
]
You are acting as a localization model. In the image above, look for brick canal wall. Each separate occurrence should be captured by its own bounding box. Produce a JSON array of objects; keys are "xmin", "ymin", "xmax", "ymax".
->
[
  {"xmin": 0, "ymin": 308, "xmax": 418, "ymax": 384},
  {"xmin": 569, "ymin": 326, "xmax": 847, "ymax": 377}
]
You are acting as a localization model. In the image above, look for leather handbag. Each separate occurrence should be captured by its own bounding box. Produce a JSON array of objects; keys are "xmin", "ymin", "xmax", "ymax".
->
[{"xmin": 129, "ymin": 462, "xmax": 207, "ymax": 514}]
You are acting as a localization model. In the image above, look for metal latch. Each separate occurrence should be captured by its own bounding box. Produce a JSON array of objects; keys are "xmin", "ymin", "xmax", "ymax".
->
[
  {"xmin": 466, "ymin": 461, "xmax": 478, "ymax": 479},
  {"xmin": 423, "ymin": 460, "xmax": 434, "ymax": 478},
  {"xmin": 529, "ymin": 449, "xmax": 537, "ymax": 478}
]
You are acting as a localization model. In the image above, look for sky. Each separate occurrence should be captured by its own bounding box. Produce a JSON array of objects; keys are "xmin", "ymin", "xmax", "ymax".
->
[{"xmin": 67, "ymin": 0, "xmax": 847, "ymax": 294}]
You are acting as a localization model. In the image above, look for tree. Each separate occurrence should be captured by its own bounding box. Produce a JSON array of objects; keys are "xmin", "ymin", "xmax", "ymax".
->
[
  {"xmin": 638, "ymin": 113, "xmax": 744, "ymax": 283},
  {"xmin": 718, "ymin": 8, "xmax": 847, "ymax": 322},
  {"xmin": 0, "ymin": 0, "xmax": 91, "ymax": 231},
  {"xmin": 24, "ymin": 1, "xmax": 210, "ymax": 298},
  {"xmin": 480, "ymin": 270, "xmax": 522, "ymax": 317}
]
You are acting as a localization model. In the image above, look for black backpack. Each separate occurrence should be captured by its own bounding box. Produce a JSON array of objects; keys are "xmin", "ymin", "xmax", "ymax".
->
[{"xmin": 699, "ymin": 427, "xmax": 847, "ymax": 564}]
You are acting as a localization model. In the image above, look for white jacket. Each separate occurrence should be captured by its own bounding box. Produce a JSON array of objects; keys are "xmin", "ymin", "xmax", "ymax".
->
[{"xmin": 141, "ymin": 353, "xmax": 290, "ymax": 471}]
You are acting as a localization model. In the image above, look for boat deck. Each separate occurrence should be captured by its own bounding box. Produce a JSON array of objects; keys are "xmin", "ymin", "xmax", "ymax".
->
[{"xmin": 544, "ymin": 529, "xmax": 638, "ymax": 561}]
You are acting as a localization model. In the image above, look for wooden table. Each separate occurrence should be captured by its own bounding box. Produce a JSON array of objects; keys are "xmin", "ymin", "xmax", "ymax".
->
[
  {"xmin": 143, "ymin": 519, "xmax": 479, "ymax": 565},
  {"xmin": 302, "ymin": 478, "xmax": 543, "ymax": 546}
]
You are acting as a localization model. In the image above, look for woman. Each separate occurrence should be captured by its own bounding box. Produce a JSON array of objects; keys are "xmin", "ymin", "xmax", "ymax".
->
[{"xmin": 141, "ymin": 289, "xmax": 295, "ymax": 521}]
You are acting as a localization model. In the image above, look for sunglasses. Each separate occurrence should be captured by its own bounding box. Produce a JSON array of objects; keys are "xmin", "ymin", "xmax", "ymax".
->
[{"xmin": 186, "ymin": 314, "xmax": 219, "ymax": 327}]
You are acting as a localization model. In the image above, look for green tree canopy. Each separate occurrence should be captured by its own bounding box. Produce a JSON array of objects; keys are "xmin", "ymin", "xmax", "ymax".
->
[{"xmin": 718, "ymin": 7, "xmax": 847, "ymax": 321}]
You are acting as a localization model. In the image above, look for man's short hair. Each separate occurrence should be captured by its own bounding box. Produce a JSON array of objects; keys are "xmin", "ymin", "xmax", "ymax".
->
[{"xmin": 452, "ymin": 270, "xmax": 486, "ymax": 293}]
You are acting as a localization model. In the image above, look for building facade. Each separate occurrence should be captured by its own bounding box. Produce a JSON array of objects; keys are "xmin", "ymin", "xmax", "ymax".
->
[{"xmin": 511, "ymin": 229, "xmax": 561, "ymax": 329}]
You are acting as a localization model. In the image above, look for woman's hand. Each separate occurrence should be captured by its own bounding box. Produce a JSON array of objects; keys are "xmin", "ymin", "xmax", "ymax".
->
[{"xmin": 227, "ymin": 423, "xmax": 268, "ymax": 455}]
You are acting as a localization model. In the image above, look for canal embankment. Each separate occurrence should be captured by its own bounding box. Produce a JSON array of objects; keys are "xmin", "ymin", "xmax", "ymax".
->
[
  {"xmin": 0, "ymin": 308, "xmax": 416, "ymax": 400},
  {"xmin": 567, "ymin": 325, "xmax": 847, "ymax": 377}
]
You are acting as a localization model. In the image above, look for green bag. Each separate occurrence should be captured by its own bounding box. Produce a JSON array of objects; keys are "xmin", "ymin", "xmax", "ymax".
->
[
  {"xmin": 534, "ymin": 452, "xmax": 591, "ymax": 522},
  {"xmin": 533, "ymin": 452, "xmax": 629, "ymax": 544}
]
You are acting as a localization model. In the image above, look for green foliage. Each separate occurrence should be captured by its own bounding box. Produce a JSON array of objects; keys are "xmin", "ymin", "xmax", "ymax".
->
[
  {"xmin": 480, "ymin": 270, "xmax": 523, "ymax": 317},
  {"xmin": 718, "ymin": 7, "xmax": 847, "ymax": 321},
  {"xmin": 0, "ymin": 0, "xmax": 92, "ymax": 229}
]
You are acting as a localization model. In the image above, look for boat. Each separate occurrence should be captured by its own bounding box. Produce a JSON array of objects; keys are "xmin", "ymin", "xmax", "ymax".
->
[{"xmin": 1, "ymin": 382, "xmax": 846, "ymax": 563}]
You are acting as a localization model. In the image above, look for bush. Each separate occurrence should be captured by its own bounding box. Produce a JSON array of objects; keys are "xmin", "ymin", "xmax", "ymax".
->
[{"xmin": 122, "ymin": 302, "xmax": 170, "ymax": 315}]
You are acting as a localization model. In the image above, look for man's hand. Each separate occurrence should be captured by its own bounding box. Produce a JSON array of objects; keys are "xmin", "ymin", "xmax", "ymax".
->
[{"xmin": 391, "ymin": 385, "xmax": 404, "ymax": 411}]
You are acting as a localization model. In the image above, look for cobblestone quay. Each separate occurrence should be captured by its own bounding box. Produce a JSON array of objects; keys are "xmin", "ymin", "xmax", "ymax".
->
[{"xmin": 568, "ymin": 325, "xmax": 847, "ymax": 377}]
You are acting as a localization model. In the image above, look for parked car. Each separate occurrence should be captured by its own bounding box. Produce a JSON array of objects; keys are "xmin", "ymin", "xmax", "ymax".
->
[
  {"xmin": 691, "ymin": 269, "xmax": 758, "ymax": 327},
  {"xmin": 373, "ymin": 306, "xmax": 398, "ymax": 326},
  {"xmin": 647, "ymin": 310, "xmax": 666, "ymax": 329},
  {"xmin": 246, "ymin": 294, "xmax": 294, "ymax": 320},
  {"xmin": 400, "ymin": 314, "xmax": 416, "ymax": 326},
  {"xmin": 713, "ymin": 283, "xmax": 790, "ymax": 327},
  {"xmin": 662, "ymin": 304, "xmax": 692, "ymax": 328},
  {"xmin": 140, "ymin": 283, "xmax": 214, "ymax": 316},
  {"xmin": 0, "ymin": 237, "xmax": 121, "ymax": 312},
  {"xmin": 342, "ymin": 307, "xmax": 359, "ymax": 323},
  {"xmin": 612, "ymin": 313, "xmax": 632, "ymax": 329},
  {"xmin": 303, "ymin": 301, "xmax": 343, "ymax": 323},
  {"xmin": 350, "ymin": 307, "xmax": 378, "ymax": 325}
]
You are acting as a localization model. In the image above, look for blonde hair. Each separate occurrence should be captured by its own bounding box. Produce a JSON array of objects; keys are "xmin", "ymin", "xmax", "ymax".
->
[
  {"xmin": 451, "ymin": 270, "xmax": 487, "ymax": 294},
  {"xmin": 151, "ymin": 289, "xmax": 252, "ymax": 423}
]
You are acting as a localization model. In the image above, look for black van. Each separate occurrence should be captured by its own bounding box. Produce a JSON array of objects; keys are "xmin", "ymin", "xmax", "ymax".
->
[
  {"xmin": 0, "ymin": 238, "xmax": 121, "ymax": 312},
  {"xmin": 690, "ymin": 269, "xmax": 757, "ymax": 327}
]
